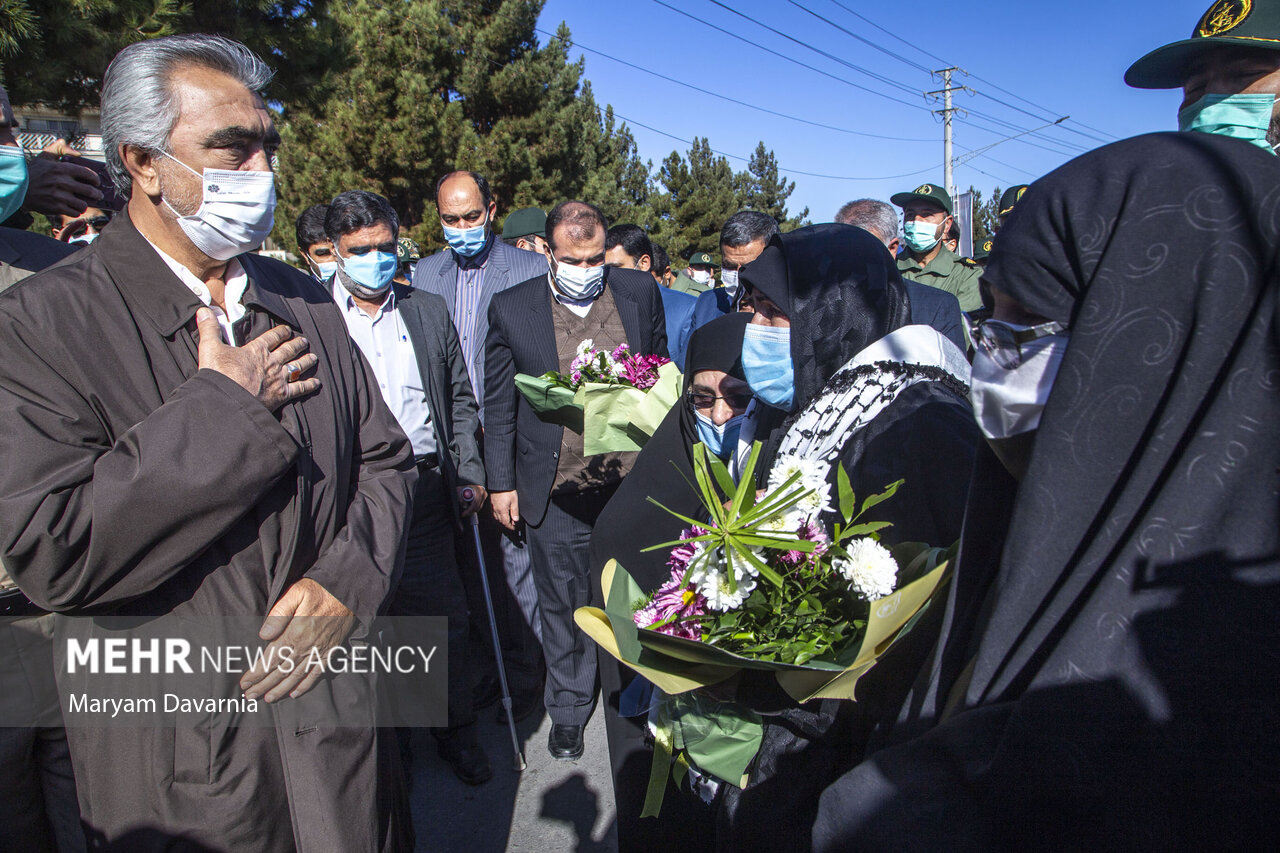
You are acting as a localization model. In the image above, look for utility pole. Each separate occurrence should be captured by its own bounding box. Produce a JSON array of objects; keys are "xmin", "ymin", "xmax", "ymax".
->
[{"xmin": 926, "ymin": 68, "xmax": 970, "ymax": 198}]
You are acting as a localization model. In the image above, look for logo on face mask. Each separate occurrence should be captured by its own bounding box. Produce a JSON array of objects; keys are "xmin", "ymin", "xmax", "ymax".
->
[{"xmin": 1198, "ymin": 0, "xmax": 1251, "ymax": 38}]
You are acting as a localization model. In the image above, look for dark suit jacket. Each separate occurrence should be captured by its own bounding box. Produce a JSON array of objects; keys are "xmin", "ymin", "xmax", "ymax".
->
[
  {"xmin": 391, "ymin": 283, "xmax": 484, "ymax": 511},
  {"xmin": 677, "ymin": 285, "xmax": 737, "ymax": 367},
  {"xmin": 483, "ymin": 267, "xmax": 668, "ymax": 527},
  {"xmin": 411, "ymin": 238, "xmax": 548, "ymax": 407},
  {"xmin": 0, "ymin": 227, "xmax": 75, "ymax": 293},
  {"xmin": 904, "ymin": 280, "xmax": 966, "ymax": 352}
]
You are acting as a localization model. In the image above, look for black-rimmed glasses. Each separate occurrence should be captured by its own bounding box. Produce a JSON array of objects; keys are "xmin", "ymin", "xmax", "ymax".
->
[
  {"xmin": 687, "ymin": 390, "xmax": 754, "ymax": 411},
  {"xmin": 969, "ymin": 317, "xmax": 1067, "ymax": 369}
]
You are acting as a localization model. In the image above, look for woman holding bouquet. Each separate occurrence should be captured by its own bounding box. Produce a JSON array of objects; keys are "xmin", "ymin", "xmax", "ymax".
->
[
  {"xmin": 707, "ymin": 223, "xmax": 981, "ymax": 851},
  {"xmin": 589, "ymin": 311, "xmax": 770, "ymax": 852}
]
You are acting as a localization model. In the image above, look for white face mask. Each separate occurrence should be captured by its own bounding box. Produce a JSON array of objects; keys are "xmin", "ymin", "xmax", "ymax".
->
[
  {"xmin": 720, "ymin": 269, "xmax": 740, "ymax": 299},
  {"xmin": 689, "ymin": 268, "xmax": 713, "ymax": 285},
  {"xmin": 969, "ymin": 330, "xmax": 1068, "ymax": 440},
  {"xmin": 161, "ymin": 153, "xmax": 277, "ymax": 261},
  {"xmin": 551, "ymin": 260, "xmax": 606, "ymax": 301}
]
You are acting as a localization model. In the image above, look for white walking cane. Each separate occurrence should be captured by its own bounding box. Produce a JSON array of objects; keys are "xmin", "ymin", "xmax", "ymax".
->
[{"xmin": 461, "ymin": 488, "xmax": 527, "ymax": 772}]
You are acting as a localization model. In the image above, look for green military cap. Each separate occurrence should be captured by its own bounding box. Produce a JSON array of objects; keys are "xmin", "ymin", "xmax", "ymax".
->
[
  {"xmin": 998, "ymin": 185, "xmax": 1029, "ymax": 217},
  {"xmin": 688, "ymin": 251, "xmax": 718, "ymax": 267},
  {"xmin": 1126, "ymin": 0, "xmax": 1280, "ymax": 89},
  {"xmin": 890, "ymin": 183, "xmax": 953, "ymax": 215},
  {"xmin": 396, "ymin": 237, "xmax": 421, "ymax": 264},
  {"xmin": 972, "ymin": 237, "xmax": 994, "ymax": 260},
  {"xmin": 501, "ymin": 207, "xmax": 546, "ymax": 239}
]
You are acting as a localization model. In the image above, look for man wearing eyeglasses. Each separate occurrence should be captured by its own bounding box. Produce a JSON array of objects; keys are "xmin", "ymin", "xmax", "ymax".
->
[{"xmin": 51, "ymin": 207, "xmax": 112, "ymax": 246}]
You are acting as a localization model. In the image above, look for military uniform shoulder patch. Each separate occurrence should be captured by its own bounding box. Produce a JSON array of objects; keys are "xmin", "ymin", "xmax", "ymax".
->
[
  {"xmin": 1198, "ymin": 0, "xmax": 1252, "ymax": 37},
  {"xmin": 959, "ymin": 257, "xmax": 982, "ymax": 269}
]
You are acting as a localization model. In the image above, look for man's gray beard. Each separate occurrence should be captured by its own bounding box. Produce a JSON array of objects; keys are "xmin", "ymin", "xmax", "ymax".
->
[
  {"xmin": 1268, "ymin": 117, "xmax": 1280, "ymax": 150},
  {"xmin": 335, "ymin": 263, "xmax": 391, "ymax": 301}
]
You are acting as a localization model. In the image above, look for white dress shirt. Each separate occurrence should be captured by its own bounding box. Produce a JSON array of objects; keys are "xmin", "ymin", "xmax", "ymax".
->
[
  {"xmin": 144, "ymin": 238, "xmax": 248, "ymax": 345},
  {"xmin": 331, "ymin": 279, "xmax": 436, "ymax": 459},
  {"xmin": 548, "ymin": 272, "xmax": 599, "ymax": 318}
]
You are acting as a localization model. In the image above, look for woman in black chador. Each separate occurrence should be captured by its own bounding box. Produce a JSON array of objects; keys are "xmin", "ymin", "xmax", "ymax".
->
[{"xmin": 814, "ymin": 131, "xmax": 1280, "ymax": 851}]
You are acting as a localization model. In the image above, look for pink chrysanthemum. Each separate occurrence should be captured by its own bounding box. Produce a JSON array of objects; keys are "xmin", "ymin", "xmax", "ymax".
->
[{"xmin": 634, "ymin": 568, "xmax": 706, "ymax": 640}]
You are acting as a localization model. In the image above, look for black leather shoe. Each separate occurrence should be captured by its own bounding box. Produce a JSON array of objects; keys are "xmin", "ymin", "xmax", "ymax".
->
[
  {"xmin": 437, "ymin": 733, "xmax": 493, "ymax": 785},
  {"xmin": 547, "ymin": 724, "xmax": 584, "ymax": 761},
  {"xmin": 495, "ymin": 689, "xmax": 542, "ymax": 725},
  {"xmin": 472, "ymin": 674, "xmax": 502, "ymax": 711}
]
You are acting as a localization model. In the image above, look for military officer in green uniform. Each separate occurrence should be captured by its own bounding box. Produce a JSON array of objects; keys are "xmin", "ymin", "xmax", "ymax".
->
[
  {"xmin": 669, "ymin": 250, "xmax": 714, "ymax": 295},
  {"xmin": 996, "ymin": 184, "xmax": 1029, "ymax": 231},
  {"xmin": 890, "ymin": 183, "xmax": 984, "ymax": 313}
]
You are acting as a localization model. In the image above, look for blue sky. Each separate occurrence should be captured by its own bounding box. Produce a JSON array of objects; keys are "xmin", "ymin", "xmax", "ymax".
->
[{"xmin": 536, "ymin": 0, "xmax": 1209, "ymax": 222}]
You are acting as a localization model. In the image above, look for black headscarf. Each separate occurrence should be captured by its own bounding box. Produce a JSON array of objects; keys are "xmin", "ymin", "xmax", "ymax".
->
[
  {"xmin": 740, "ymin": 223, "xmax": 911, "ymax": 416},
  {"xmin": 589, "ymin": 312, "xmax": 753, "ymax": 594},
  {"xmin": 816, "ymin": 132, "xmax": 1280, "ymax": 850}
]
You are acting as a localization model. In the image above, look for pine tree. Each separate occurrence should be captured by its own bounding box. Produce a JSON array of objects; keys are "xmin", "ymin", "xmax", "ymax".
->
[
  {"xmin": 650, "ymin": 137, "xmax": 740, "ymax": 264},
  {"xmin": 273, "ymin": 1, "xmax": 651, "ymax": 252},
  {"xmin": 970, "ymin": 184, "xmax": 1001, "ymax": 245},
  {"xmin": 740, "ymin": 141, "xmax": 807, "ymax": 231},
  {"xmin": 1, "ymin": 2, "xmax": 334, "ymax": 114}
]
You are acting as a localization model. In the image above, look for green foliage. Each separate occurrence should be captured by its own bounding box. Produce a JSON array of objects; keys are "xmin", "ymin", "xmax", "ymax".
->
[
  {"xmin": 740, "ymin": 141, "xmax": 807, "ymax": 231},
  {"xmin": 970, "ymin": 184, "xmax": 1001, "ymax": 247},
  {"xmin": 1, "ymin": 2, "xmax": 335, "ymax": 115},
  {"xmin": 272, "ymin": 1, "xmax": 654, "ymax": 252}
]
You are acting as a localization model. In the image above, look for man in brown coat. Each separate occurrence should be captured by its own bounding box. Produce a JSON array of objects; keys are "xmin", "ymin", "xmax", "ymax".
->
[{"xmin": 0, "ymin": 35, "xmax": 416, "ymax": 852}]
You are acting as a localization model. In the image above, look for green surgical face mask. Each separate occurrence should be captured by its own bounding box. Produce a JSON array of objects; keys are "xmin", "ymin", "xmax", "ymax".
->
[
  {"xmin": 1178, "ymin": 93, "xmax": 1279, "ymax": 154},
  {"xmin": 903, "ymin": 219, "xmax": 942, "ymax": 254}
]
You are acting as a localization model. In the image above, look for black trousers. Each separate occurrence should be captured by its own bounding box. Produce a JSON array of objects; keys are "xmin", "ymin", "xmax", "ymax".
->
[
  {"xmin": 525, "ymin": 485, "xmax": 616, "ymax": 726},
  {"xmin": 388, "ymin": 463, "xmax": 474, "ymax": 731}
]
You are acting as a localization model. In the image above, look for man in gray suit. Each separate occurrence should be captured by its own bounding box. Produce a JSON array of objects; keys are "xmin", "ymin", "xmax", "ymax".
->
[
  {"xmin": 412, "ymin": 171, "xmax": 547, "ymax": 722},
  {"xmin": 327, "ymin": 190, "xmax": 491, "ymax": 786}
]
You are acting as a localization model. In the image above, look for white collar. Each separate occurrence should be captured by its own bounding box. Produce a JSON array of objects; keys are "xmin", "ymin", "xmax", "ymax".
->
[{"xmin": 143, "ymin": 237, "xmax": 248, "ymax": 325}]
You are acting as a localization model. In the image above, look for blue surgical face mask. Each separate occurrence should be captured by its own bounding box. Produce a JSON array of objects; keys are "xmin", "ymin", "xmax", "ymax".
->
[
  {"xmin": 903, "ymin": 219, "xmax": 943, "ymax": 254},
  {"xmin": 742, "ymin": 323, "xmax": 794, "ymax": 410},
  {"xmin": 313, "ymin": 261, "xmax": 338, "ymax": 281},
  {"xmin": 1179, "ymin": 93, "xmax": 1279, "ymax": 154},
  {"xmin": 0, "ymin": 144, "xmax": 30, "ymax": 224},
  {"xmin": 443, "ymin": 216, "xmax": 489, "ymax": 257},
  {"xmin": 69, "ymin": 233, "xmax": 98, "ymax": 246},
  {"xmin": 695, "ymin": 409, "xmax": 746, "ymax": 459},
  {"xmin": 336, "ymin": 250, "xmax": 397, "ymax": 299}
]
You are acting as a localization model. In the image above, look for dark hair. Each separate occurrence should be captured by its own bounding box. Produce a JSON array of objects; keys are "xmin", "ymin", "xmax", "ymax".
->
[
  {"xmin": 501, "ymin": 236, "xmax": 522, "ymax": 248},
  {"xmin": 545, "ymin": 201, "xmax": 609, "ymax": 252},
  {"xmin": 295, "ymin": 204, "xmax": 330, "ymax": 250},
  {"xmin": 434, "ymin": 170, "xmax": 493, "ymax": 210},
  {"xmin": 324, "ymin": 190, "xmax": 399, "ymax": 243},
  {"xmin": 605, "ymin": 224, "xmax": 653, "ymax": 264},
  {"xmin": 651, "ymin": 242, "xmax": 670, "ymax": 273},
  {"xmin": 720, "ymin": 210, "xmax": 779, "ymax": 249},
  {"xmin": 946, "ymin": 219, "xmax": 960, "ymax": 244}
]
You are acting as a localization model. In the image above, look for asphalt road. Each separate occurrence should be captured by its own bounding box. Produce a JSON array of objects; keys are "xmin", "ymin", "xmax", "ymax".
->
[{"xmin": 407, "ymin": 702, "xmax": 617, "ymax": 852}]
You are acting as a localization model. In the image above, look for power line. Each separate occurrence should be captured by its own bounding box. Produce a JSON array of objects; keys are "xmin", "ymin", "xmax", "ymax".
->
[
  {"xmin": 786, "ymin": 0, "xmax": 932, "ymax": 75},
  {"xmin": 823, "ymin": 0, "xmax": 1120, "ymax": 143},
  {"xmin": 650, "ymin": 0, "xmax": 932, "ymax": 117},
  {"xmin": 527, "ymin": 24, "xmax": 934, "ymax": 143}
]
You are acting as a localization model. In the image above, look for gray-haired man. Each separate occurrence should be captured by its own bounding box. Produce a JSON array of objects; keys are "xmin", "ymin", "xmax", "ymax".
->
[
  {"xmin": 835, "ymin": 198, "xmax": 967, "ymax": 352},
  {"xmin": 0, "ymin": 35, "xmax": 415, "ymax": 851}
]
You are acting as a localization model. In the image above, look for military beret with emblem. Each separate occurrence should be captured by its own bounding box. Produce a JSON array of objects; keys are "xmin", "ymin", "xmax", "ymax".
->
[
  {"xmin": 688, "ymin": 251, "xmax": 718, "ymax": 267},
  {"xmin": 396, "ymin": 237, "xmax": 421, "ymax": 264},
  {"xmin": 1126, "ymin": 0, "xmax": 1279, "ymax": 89},
  {"xmin": 501, "ymin": 207, "xmax": 547, "ymax": 239},
  {"xmin": 890, "ymin": 183, "xmax": 954, "ymax": 215},
  {"xmin": 998, "ymin": 185, "xmax": 1029, "ymax": 217}
]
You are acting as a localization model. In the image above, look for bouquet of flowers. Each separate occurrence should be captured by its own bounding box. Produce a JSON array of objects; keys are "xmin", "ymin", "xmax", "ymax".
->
[
  {"xmin": 514, "ymin": 339, "xmax": 682, "ymax": 454},
  {"xmin": 575, "ymin": 442, "xmax": 953, "ymax": 813}
]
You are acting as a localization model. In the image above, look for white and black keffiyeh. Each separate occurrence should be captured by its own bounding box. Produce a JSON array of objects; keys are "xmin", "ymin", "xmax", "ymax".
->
[{"xmin": 777, "ymin": 325, "xmax": 971, "ymax": 463}]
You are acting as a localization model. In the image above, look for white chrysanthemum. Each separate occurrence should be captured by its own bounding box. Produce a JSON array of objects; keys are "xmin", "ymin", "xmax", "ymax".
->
[
  {"xmin": 758, "ymin": 508, "xmax": 808, "ymax": 535},
  {"xmin": 767, "ymin": 454, "xmax": 833, "ymax": 517},
  {"xmin": 610, "ymin": 361, "xmax": 628, "ymax": 378},
  {"xmin": 837, "ymin": 538, "xmax": 898, "ymax": 600},
  {"xmin": 698, "ymin": 566, "xmax": 756, "ymax": 612},
  {"xmin": 576, "ymin": 339, "xmax": 595, "ymax": 357}
]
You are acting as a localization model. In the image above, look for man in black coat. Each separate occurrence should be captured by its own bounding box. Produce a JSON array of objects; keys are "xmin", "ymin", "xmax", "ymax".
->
[
  {"xmin": 323, "ymin": 190, "xmax": 491, "ymax": 786},
  {"xmin": 484, "ymin": 200, "xmax": 667, "ymax": 760},
  {"xmin": 0, "ymin": 36, "xmax": 416, "ymax": 851}
]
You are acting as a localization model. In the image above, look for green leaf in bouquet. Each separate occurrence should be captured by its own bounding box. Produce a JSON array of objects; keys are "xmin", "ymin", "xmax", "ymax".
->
[
  {"xmin": 838, "ymin": 464, "xmax": 855, "ymax": 523},
  {"xmin": 707, "ymin": 450, "xmax": 737, "ymax": 505},
  {"xmin": 836, "ymin": 520, "xmax": 894, "ymax": 541},
  {"xmin": 690, "ymin": 444, "xmax": 727, "ymax": 529},
  {"xmin": 727, "ymin": 540, "xmax": 783, "ymax": 589},
  {"xmin": 641, "ymin": 497, "xmax": 710, "ymax": 539},
  {"xmin": 857, "ymin": 478, "xmax": 904, "ymax": 520}
]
